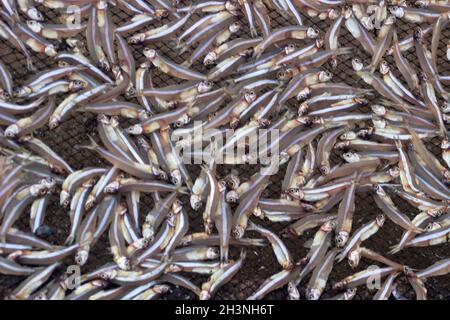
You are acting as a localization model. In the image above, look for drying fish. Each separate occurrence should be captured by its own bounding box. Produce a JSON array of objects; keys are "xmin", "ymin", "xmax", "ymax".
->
[
  {"xmin": 200, "ymin": 250, "xmax": 246, "ymax": 299},
  {"xmin": 248, "ymin": 220, "xmax": 293, "ymax": 270},
  {"xmin": 336, "ymin": 215, "xmax": 385, "ymax": 263},
  {"xmin": 143, "ymin": 48, "xmax": 207, "ymax": 81},
  {"xmin": 0, "ymin": 0, "xmax": 447, "ymax": 302}
]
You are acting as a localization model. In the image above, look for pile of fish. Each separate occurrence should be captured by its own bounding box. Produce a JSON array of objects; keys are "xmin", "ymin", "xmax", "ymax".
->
[{"xmin": 0, "ymin": 0, "xmax": 449, "ymax": 300}]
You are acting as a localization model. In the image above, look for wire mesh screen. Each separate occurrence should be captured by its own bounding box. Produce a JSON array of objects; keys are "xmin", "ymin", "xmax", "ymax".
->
[{"xmin": 0, "ymin": 1, "xmax": 449, "ymax": 300}]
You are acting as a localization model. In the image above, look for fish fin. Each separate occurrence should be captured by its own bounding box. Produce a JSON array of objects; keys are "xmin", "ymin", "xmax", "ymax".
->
[
  {"xmin": 336, "ymin": 47, "xmax": 354, "ymax": 56},
  {"xmin": 199, "ymin": 164, "xmax": 210, "ymax": 176},
  {"xmin": 388, "ymin": 244, "xmax": 402, "ymax": 255},
  {"xmin": 177, "ymin": 186, "xmax": 190, "ymax": 195},
  {"xmin": 335, "ymin": 251, "xmax": 345, "ymax": 263},
  {"xmin": 303, "ymin": 238, "xmax": 313, "ymax": 249},
  {"xmin": 181, "ymin": 60, "xmax": 192, "ymax": 68},
  {"xmin": 75, "ymin": 134, "xmax": 98, "ymax": 151},
  {"xmin": 64, "ymin": 235, "xmax": 75, "ymax": 246},
  {"xmin": 246, "ymin": 220, "xmax": 258, "ymax": 231}
]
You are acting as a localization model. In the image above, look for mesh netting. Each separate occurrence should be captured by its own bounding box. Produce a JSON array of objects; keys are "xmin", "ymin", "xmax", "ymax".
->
[{"xmin": 0, "ymin": 2, "xmax": 449, "ymax": 300}]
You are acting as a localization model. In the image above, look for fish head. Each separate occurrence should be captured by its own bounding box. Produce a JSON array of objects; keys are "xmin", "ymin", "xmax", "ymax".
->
[
  {"xmin": 348, "ymin": 249, "xmax": 361, "ymax": 268},
  {"xmin": 172, "ymin": 199, "xmax": 183, "ymax": 214},
  {"xmin": 355, "ymin": 98, "xmax": 369, "ymax": 106},
  {"xmin": 307, "ymin": 289, "xmax": 321, "ymax": 300},
  {"xmin": 343, "ymin": 7, "xmax": 353, "ymax": 19},
  {"xmin": 96, "ymin": 0, "xmax": 108, "ymax": 10},
  {"xmin": 335, "ymin": 232, "xmax": 349, "ymax": 248},
  {"xmin": 244, "ymin": 90, "xmax": 257, "ymax": 104},
  {"xmin": 425, "ymin": 222, "xmax": 440, "ymax": 232},
  {"xmin": 344, "ymin": 288, "xmax": 357, "ymax": 300},
  {"xmin": 60, "ymin": 191, "xmax": 71, "ymax": 208},
  {"xmin": 319, "ymin": 162, "xmax": 331, "ymax": 175},
  {"xmin": 126, "ymin": 124, "xmax": 144, "ymax": 135},
  {"xmin": 388, "ymin": 166, "xmax": 400, "ymax": 178},
  {"xmin": 372, "ymin": 116, "xmax": 386, "ymax": 129},
  {"xmin": 371, "ymin": 104, "xmax": 387, "ymax": 116},
  {"xmin": 154, "ymin": 285, "xmax": 170, "ymax": 294},
  {"xmin": 199, "ymin": 290, "xmax": 211, "ymax": 300},
  {"xmin": 287, "ymin": 282, "xmax": 300, "ymax": 300},
  {"xmin": 104, "ymin": 181, "xmax": 120, "ymax": 194},
  {"xmin": 286, "ymin": 187, "xmax": 304, "ymax": 200},
  {"xmin": 307, "ymin": 26, "xmax": 320, "ymax": 39},
  {"xmin": 229, "ymin": 22, "xmax": 241, "ymax": 34},
  {"xmin": 277, "ymin": 68, "xmax": 294, "ymax": 81},
  {"xmin": 28, "ymin": 8, "xmax": 44, "ymax": 21},
  {"xmin": 69, "ymin": 80, "xmax": 87, "ymax": 92},
  {"xmin": 413, "ymin": 27, "xmax": 424, "ymax": 40},
  {"xmin": 444, "ymin": 170, "xmax": 450, "ymax": 186},
  {"xmin": 385, "ymin": 15, "xmax": 396, "ymax": 25},
  {"xmin": 298, "ymin": 102, "xmax": 309, "ymax": 116},
  {"xmin": 389, "ymin": 6, "xmax": 404, "ymax": 18},
  {"xmin": 198, "ymin": 80, "xmax": 213, "ymax": 93},
  {"xmin": 296, "ymin": 87, "xmax": 311, "ymax": 101},
  {"xmin": 155, "ymin": 9, "xmax": 169, "ymax": 19},
  {"xmin": 441, "ymin": 138, "xmax": 450, "ymax": 149},
  {"xmin": 44, "ymin": 45, "xmax": 57, "ymax": 57},
  {"xmin": 357, "ymin": 127, "xmax": 374, "ymax": 138},
  {"xmin": 328, "ymin": 8, "xmax": 340, "ymax": 20},
  {"xmin": 340, "ymin": 131, "xmax": 357, "ymax": 140},
  {"xmin": 372, "ymin": 184, "xmax": 386, "ymax": 196},
  {"xmin": 322, "ymin": 219, "xmax": 336, "ymax": 232},
  {"xmin": 116, "ymin": 256, "xmax": 131, "ymax": 271},
  {"xmin": 225, "ymin": 0, "xmax": 239, "ymax": 13},
  {"xmin": 296, "ymin": 115, "xmax": 312, "ymax": 126},
  {"xmin": 203, "ymin": 51, "xmax": 217, "ymax": 66},
  {"xmin": 226, "ymin": 190, "xmax": 238, "ymax": 203},
  {"xmin": 142, "ymin": 227, "xmax": 154, "ymax": 241},
  {"xmin": 284, "ymin": 43, "xmax": 296, "ymax": 55},
  {"xmin": 174, "ymin": 114, "xmax": 191, "ymax": 128},
  {"xmin": 376, "ymin": 214, "xmax": 386, "ymax": 226},
  {"xmin": 92, "ymin": 280, "xmax": 108, "ymax": 289},
  {"xmin": 26, "ymin": 20, "xmax": 43, "ymax": 33},
  {"xmin": 379, "ymin": 60, "xmax": 390, "ymax": 75},
  {"xmin": 132, "ymin": 237, "xmax": 148, "ymax": 250},
  {"xmin": 75, "ymin": 249, "xmax": 89, "ymax": 266},
  {"xmin": 128, "ymin": 33, "xmax": 146, "ymax": 45},
  {"xmin": 218, "ymin": 180, "xmax": 227, "ymax": 193},
  {"xmin": 207, "ymin": 247, "xmax": 220, "ymax": 259},
  {"xmin": 415, "ymin": 1, "xmax": 429, "ymax": 7},
  {"xmin": 315, "ymin": 38, "xmax": 324, "ymax": 49},
  {"xmin": 97, "ymin": 114, "xmax": 110, "ymax": 125},
  {"xmin": 65, "ymin": 38, "xmax": 82, "ymax": 49},
  {"xmin": 100, "ymin": 269, "xmax": 117, "ymax": 280},
  {"xmin": 188, "ymin": 194, "xmax": 202, "ymax": 211},
  {"xmin": 441, "ymin": 101, "xmax": 450, "ymax": 113},
  {"xmin": 4, "ymin": 125, "xmax": 19, "ymax": 138},
  {"xmin": 232, "ymin": 225, "xmax": 245, "ymax": 239},
  {"xmin": 351, "ymin": 58, "xmax": 364, "ymax": 71},
  {"xmin": 360, "ymin": 16, "xmax": 374, "ymax": 30},
  {"xmin": 319, "ymin": 71, "xmax": 333, "ymax": 82},
  {"xmin": 41, "ymin": 177, "xmax": 56, "ymax": 191},
  {"xmin": 342, "ymin": 151, "xmax": 360, "ymax": 163},
  {"xmin": 225, "ymin": 174, "xmax": 239, "ymax": 190}
]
